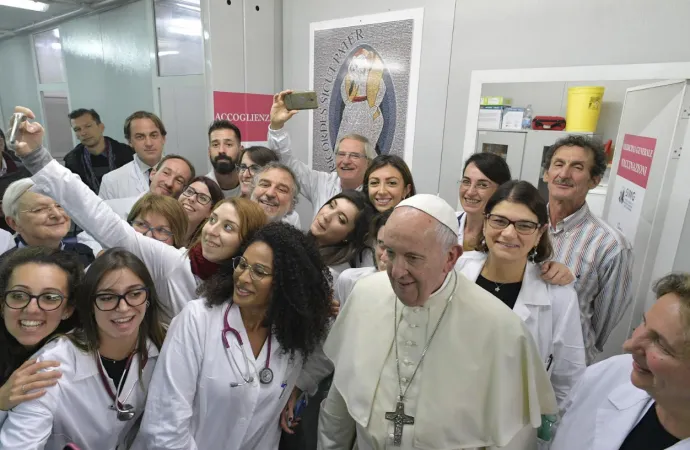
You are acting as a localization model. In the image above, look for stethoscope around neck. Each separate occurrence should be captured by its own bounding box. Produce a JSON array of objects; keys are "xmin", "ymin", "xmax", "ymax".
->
[
  {"xmin": 222, "ymin": 303, "xmax": 274, "ymax": 387},
  {"xmin": 95, "ymin": 352, "xmax": 145, "ymax": 421}
]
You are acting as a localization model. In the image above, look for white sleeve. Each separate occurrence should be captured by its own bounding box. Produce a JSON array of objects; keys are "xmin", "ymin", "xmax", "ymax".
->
[
  {"xmin": 0, "ymin": 410, "xmax": 7, "ymax": 428},
  {"xmin": 549, "ymin": 286, "xmax": 587, "ymax": 408},
  {"xmin": 317, "ymin": 385, "xmax": 356, "ymax": 450},
  {"xmin": 98, "ymin": 172, "xmax": 115, "ymax": 200},
  {"xmin": 268, "ymin": 127, "xmax": 332, "ymax": 204},
  {"xmin": 0, "ymin": 368, "xmax": 60, "ymax": 449},
  {"xmin": 139, "ymin": 303, "xmax": 205, "ymax": 450},
  {"xmin": 31, "ymin": 160, "xmax": 188, "ymax": 294},
  {"xmin": 296, "ymin": 343, "xmax": 334, "ymax": 396}
]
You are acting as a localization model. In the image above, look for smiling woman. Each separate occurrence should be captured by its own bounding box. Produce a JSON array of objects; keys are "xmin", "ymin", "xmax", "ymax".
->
[
  {"xmin": 0, "ymin": 247, "xmax": 83, "ymax": 427},
  {"xmin": 138, "ymin": 222, "xmax": 333, "ymax": 450},
  {"xmin": 0, "ymin": 249, "xmax": 166, "ymax": 449}
]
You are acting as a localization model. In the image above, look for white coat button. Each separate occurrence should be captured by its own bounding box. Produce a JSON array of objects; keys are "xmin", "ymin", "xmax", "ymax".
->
[
  {"xmin": 406, "ymin": 340, "xmax": 414, "ymax": 346},
  {"xmin": 401, "ymin": 377, "xmax": 408, "ymax": 383},
  {"xmin": 410, "ymin": 324, "xmax": 418, "ymax": 328}
]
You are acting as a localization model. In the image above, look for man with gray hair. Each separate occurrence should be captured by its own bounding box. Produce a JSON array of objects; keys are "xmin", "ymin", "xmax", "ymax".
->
[
  {"xmin": 312, "ymin": 194, "xmax": 557, "ymax": 449},
  {"xmin": 268, "ymin": 90, "xmax": 374, "ymax": 219},
  {"xmin": 249, "ymin": 161, "xmax": 301, "ymax": 227}
]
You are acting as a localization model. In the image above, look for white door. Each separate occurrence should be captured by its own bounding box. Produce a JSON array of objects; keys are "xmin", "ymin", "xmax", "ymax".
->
[{"xmin": 599, "ymin": 79, "xmax": 690, "ymax": 360}]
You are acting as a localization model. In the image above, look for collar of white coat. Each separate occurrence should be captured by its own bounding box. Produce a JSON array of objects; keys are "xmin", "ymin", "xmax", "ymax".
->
[
  {"xmin": 608, "ymin": 380, "xmax": 651, "ymax": 411},
  {"xmin": 456, "ymin": 251, "xmax": 550, "ymax": 308},
  {"xmin": 134, "ymin": 154, "xmax": 154, "ymax": 174},
  {"xmin": 73, "ymin": 338, "xmax": 160, "ymax": 382}
]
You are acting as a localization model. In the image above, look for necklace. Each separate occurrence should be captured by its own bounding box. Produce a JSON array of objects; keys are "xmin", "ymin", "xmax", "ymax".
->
[{"xmin": 385, "ymin": 271, "xmax": 458, "ymax": 446}]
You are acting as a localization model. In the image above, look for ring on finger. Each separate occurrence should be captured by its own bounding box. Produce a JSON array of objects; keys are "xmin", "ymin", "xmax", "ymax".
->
[{"xmin": 21, "ymin": 384, "xmax": 26, "ymax": 394}]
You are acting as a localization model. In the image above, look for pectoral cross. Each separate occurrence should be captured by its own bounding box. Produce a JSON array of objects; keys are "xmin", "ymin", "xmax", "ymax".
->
[{"xmin": 385, "ymin": 400, "xmax": 415, "ymax": 446}]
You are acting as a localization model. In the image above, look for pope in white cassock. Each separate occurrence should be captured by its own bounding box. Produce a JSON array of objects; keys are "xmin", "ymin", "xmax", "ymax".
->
[{"xmin": 317, "ymin": 194, "xmax": 558, "ymax": 449}]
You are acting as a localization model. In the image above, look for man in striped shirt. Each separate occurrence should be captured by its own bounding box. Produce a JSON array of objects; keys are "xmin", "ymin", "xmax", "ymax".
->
[{"xmin": 543, "ymin": 135, "xmax": 633, "ymax": 364}]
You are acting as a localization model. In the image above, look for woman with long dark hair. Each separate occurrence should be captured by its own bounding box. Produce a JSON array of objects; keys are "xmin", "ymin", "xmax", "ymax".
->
[
  {"xmin": 363, "ymin": 154, "xmax": 415, "ymax": 212},
  {"xmin": 0, "ymin": 247, "xmax": 82, "ymax": 427},
  {"xmin": 139, "ymin": 222, "xmax": 332, "ymax": 449},
  {"xmin": 308, "ymin": 190, "xmax": 375, "ymax": 282},
  {"xmin": 456, "ymin": 180, "xmax": 586, "ymax": 406},
  {"xmin": 0, "ymin": 248, "xmax": 166, "ymax": 449},
  {"xmin": 177, "ymin": 175, "xmax": 224, "ymax": 246}
]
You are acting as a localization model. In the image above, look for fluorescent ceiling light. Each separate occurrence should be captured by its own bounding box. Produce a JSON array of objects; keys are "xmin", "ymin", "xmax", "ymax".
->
[
  {"xmin": 0, "ymin": 0, "xmax": 50, "ymax": 12},
  {"xmin": 157, "ymin": 50, "xmax": 179, "ymax": 56}
]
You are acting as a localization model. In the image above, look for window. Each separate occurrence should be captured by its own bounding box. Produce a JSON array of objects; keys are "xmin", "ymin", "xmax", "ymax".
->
[
  {"xmin": 154, "ymin": 0, "xmax": 204, "ymax": 76},
  {"xmin": 33, "ymin": 28, "xmax": 66, "ymax": 84}
]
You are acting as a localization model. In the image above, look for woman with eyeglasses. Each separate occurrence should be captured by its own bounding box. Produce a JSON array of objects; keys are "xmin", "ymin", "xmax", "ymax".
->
[
  {"xmin": 178, "ymin": 176, "xmax": 223, "ymax": 246},
  {"xmin": 126, "ymin": 193, "xmax": 189, "ymax": 248},
  {"xmin": 1, "ymin": 178, "xmax": 95, "ymax": 267},
  {"xmin": 8, "ymin": 106, "xmax": 267, "ymax": 325},
  {"xmin": 238, "ymin": 146, "xmax": 302, "ymax": 228},
  {"xmin": 0, "ymin": 248, "xmax": 165, "ymax": 449},
  {"xmin": 459, "ymin": 153, "xmax": 575, "ymax": 286},
  {"xmin": 138, "ymin": 222, "xmax": 332, "ymax": 450},
  {"xmin": 0, "ymin": 247, "xmax": 82, "ymax": 428},
  {"xmin": 455, "ymin": 180, "xmax": 586, "ymax": 407}
]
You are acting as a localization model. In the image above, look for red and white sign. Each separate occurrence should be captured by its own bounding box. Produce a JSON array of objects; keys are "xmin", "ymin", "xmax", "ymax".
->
[
  {"xmin": 212, "ymin": 92, "xmax": 274, "ymax": 142},
  {"xmin": 607, "ymin": 133, "xmax": 657, "ymax": 242},
  {"xmin": 616, "ymin": 134, "xmax": 656, "ymax": 188}
]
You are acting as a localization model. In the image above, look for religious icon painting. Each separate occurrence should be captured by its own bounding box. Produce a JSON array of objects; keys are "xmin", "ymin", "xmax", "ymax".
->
[{"xmin": 309, "ymin": 9, "xmax": 423, "ymax": 173}]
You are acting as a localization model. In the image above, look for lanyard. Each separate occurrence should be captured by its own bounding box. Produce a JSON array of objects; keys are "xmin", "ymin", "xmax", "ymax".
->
[
  {"xmin": 221, "ymin": 303, "xmax": 273, "ymax": 384},
  {"xmin": 82, "ymin": 139, "xmax": 115, "ymax": 192}
]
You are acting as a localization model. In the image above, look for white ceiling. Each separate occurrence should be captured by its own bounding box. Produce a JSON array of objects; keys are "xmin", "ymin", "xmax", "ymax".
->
[{"xmin": 0, "ymin": 0, "xmax": 87, "ymax": 37}]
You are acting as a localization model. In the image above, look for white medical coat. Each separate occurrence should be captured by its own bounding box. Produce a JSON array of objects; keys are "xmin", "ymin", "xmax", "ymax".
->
[
  {"xmin": 77, "ymin": 193, "xmax": 143, "ymax": 255},
  {"xmin": 0, "ymin": 336, "xmax": 158, "ymax": 450},
  {"xmin": 28, "ymin": 156, "xmax": 198, "ymax": 324},
  {"xmin": 99, "ymin": 155, "xmax": 151, "ymax": 200},
  {"xmin": 139, "ymin": 299, "xmax": 304, "ymax": 450},
  {"xmin": 551, "ymin": 354, "xmax": 690, "ymax": 449},
  {"xmin": 333, "ymin": 266, "xmax": 377, "ymax": 308},
  {"xmin": 456, "ymin": 252, "xmax": 586, "ymax": 407}
]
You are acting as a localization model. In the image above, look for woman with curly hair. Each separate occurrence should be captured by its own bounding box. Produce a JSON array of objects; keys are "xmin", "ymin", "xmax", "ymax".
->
[{"xmin": 138, "ymin": 222, "xmax": 333, "ymax": 450}]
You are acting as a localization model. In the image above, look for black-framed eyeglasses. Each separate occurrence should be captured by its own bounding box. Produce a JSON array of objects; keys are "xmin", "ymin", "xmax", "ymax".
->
[
  {"xmin": 232, "ymin": 256, "xmax": 272, "ymax": 281},
  {"xmin": 3, "ymin": 290, "xmax": 66, "ymax": 311},
  {"xmin": 238, "ymin": 164, "xmax": 261, "ymax": 175},
  {"xmin": 94, "ymin": 288, "xmax": 150, "ymax": 311},
  {"xmin": 130, "ymin": 220, "xmax": 174, "ymax": 241},
  {"xmin": 485, "ymin": 214, "xmax": 541, "ymax": 235},
  {"xmin": 182, "ymin": 186, "xmax": 212, "ymax": 205}
]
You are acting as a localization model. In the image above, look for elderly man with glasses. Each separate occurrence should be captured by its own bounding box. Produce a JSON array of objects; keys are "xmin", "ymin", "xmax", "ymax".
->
[
  {"xmin": 268, "ymin": 90, "xmax": 375, "ymax": 221},
  {"xmin": 1, "ymin": 178, "xmax": 94, "ymax": 267}
]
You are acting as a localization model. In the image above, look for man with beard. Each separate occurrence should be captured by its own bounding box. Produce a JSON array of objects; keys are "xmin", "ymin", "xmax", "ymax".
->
[
  {"xmin": 543, "ymin": 135, "xmax": 633, "ymax": 364},
  {"xmin": 64, "ymin": 108, "xmax": 134, "ymax": 193},
  {"xmin": 206, "ymin": 120, "xmax": 242, "ymax": 198}
]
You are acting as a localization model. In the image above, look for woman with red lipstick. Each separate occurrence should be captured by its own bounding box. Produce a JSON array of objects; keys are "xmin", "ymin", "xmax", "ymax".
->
[
  {"xmin": 0, "ymin": 247, "xmax": 82, "ymax": 429},
  {"xmin": 0, "ymin": 248, "xmax": 165, "ymax": 449},
  {"xmin": 138, "ymin": 222, "xmax": 332, "ymax": 450}
]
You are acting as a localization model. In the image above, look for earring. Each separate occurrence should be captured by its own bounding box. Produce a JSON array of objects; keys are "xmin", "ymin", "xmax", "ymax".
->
[
  {"xmin": 145, "ymin": 301, "xmax": 150, "ymax": 308},
  {"xmin": 529, "ymin": 246, "xmax": 538, "ymax": 262}
]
